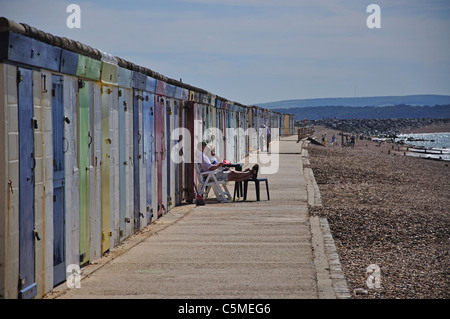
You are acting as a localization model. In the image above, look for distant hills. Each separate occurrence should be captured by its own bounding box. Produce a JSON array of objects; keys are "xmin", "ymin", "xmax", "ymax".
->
[
  {"xmin": 272, "ymin": 105, "xmax": 450, "ymax": 121},
  {"xmin": 254, "ymin": 95, "xmax": 450, "ymax": 120},
  {"xmin": 255, "ymin": 94, "xmax": 450, "ymax": 109}
]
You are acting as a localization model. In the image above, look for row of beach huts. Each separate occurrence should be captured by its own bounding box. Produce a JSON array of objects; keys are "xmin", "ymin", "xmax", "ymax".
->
[{"xmin": 0, "ymin": 17, "xmax": 295, "ymax": 298}]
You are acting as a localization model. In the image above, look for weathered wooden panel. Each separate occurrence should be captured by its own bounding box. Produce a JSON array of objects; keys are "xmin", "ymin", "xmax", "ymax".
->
[
  {"xmin": 117, "ymin": 67, "xmax": 132, "ymax": 88},
  {"xmin": 166, "ymin": 84, "xmax": 176, "ymax": 98},
  {"xmin": 154, "ymin": 95, "xmax": 166, "ymax": 217},
  {"xmin": 173, "ymin": 100, "xmax": 181, "ymax": 205},
  {"xmin": 17, "ymin": 67, "xmax": 37, "ymax": 299},
  {"xmin": 181, "ymin": 88, "xmax": 189, "ymax": 101},
  {"xmin": 52, "ymin": 74, "xmax": 66, "ymax": 286},
  {"xmin": 155, "ymin": 80, "xmax": 167, "ymax": 96},
  {"xmin": 100, "ymin": 52, "xmax": 118, "ymax": 85},
  {"xmin": 167, "ymin": 98, "xmax": 175, "ymax": 211},
  {"xmin": 142, "ymin": 91, "xmax": 154, "ymax": 221},
  {"xmin": 118, "ymin": 88, "xmax": 128, "ymax": 239},
  {"xmin": 101, "ymin": 85, "xmax": 111, "ymax": 254},
  {"xmin": 174, "ymin": 86, "xmax": 183, "ymax": 100},
  {"xmin": 132, "ymin": 89, "xmax": 141, "ymax": 230},
  {"xmin": 131, "ymin": 71, "xmax": 146, "ymax": 90},
  {"xmin": 108, "ymin": 86, "xmax": 119, "ymax": 248},
  {"xmin": 90, "ymin": 83, "xmax": 102, "ymax": 261},
  {"xmin": 33, "ymin": 39, "xmax": 61, "ymax": 71},
  {"xmin": 5, "ymin": 32, "xmax": 33, "ymax": 66},
  {"xmin": 78, "ymin": 79, "xmax": 90, "ymax": 265},
  {"xmin": 0, "ymin": 32, "xmax": 63, "ymax": 71},
  {"xmin": 60, "ymin": 49, "xmax": 78, "ymax": 75},
  {"xmin": 175, "ymin": 86, "xmax": 189, "ymax": 101},
  {"xmin": 145, "ymin": 76, "xmax": 156, "ymax": 93},
  {"xmin": 62, "ymin": 74, "xmax": 79, "ymax": 275},
  {"xmin": 189, "ymin": 90, "xmax": 200, "ymax": 102},
  {"xmin": 76, "ymin": 55, "xmax": 101, "ymax": 80}
]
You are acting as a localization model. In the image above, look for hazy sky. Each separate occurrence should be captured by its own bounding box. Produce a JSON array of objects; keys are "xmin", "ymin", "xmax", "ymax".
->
[{"xmin": 1, "ymin": 0, "xmax": 449, "ymax": 105}]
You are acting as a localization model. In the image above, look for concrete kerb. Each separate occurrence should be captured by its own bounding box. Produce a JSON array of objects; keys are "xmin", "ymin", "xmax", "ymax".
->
[{"xmin": 301, "ymin": 139, "xmax": 351, "ymax": 299}]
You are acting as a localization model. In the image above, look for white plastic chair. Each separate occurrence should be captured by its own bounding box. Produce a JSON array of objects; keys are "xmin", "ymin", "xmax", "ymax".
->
[{"xmin": 194, "ymin": 163, "xmax": 232, "ymax": 203}]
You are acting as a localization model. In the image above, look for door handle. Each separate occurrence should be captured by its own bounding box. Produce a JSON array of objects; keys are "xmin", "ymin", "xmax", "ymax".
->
[
  {"xmin": 88, "ymin": 132, "xmax": 93, "ymax": 148},
  {"xmin": 31, "ymin": 153, "xmax": 36, "ymax": 171},
  {"xmin": 33, "ymin": 228, "xmax": 41, "ymax": 241},
  {"xmin": 63, "ymin": 137, "xmax": 69, "ymax": 153}
]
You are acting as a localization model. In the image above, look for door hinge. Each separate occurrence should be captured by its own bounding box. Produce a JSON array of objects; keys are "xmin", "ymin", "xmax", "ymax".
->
[
  {"xmin": 18, "ymin": 275, "xmax": 25, "ymax": 289},
  {"xmin": 78, "ymin": 79, "xmax": 85, "ymax": 90},
  {"xmin": 17, "ymin": 70, "xmax": 23, "ymax": 84}
]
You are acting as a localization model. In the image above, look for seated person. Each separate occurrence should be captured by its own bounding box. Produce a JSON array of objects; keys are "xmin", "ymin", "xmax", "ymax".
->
[
  {"xmin": 197, "ymin": 141, "xmax": 258, "ymax": 182},
  {"xmin": 209, "ymin": 148, "xmax": 221, "ymax": 165}
]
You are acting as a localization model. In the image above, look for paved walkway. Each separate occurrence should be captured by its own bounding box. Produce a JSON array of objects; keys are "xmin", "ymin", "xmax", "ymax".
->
[{"xmin": 46, "ymin": 136, "xmax": 348, "ymax": 299}]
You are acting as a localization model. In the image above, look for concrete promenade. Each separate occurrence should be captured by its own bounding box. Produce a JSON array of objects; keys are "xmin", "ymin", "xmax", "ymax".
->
[{"xmin": 46, "ymin": 136, "xmax": 349, "ymax": 299}]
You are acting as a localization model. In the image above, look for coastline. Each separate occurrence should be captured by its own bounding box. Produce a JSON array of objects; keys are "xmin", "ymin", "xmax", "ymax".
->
[
  {"xmin": 400, "ymin": 122, "xmax": 450, "ymax": 134},
  {"xmin": 307, "ymin": 125, "xmax": 450, "ymax": 299}
]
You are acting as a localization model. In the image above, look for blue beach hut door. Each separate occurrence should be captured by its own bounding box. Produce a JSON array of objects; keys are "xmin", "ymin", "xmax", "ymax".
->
[
  {"xmin": 154, "ymin": 96, "xmax": 165, "ymax": 217},
  {"xmin": 17, "ymin": 67, "xmax": 37, "ymax": 299},
  {"xmin": 118, "ymin": 89, "xmax": 127, "ymax": 237},
  {"xmin": 133, "ymin": 90, "xmax": 141, "ymax": 230},
  {"xmin": 52, "ymin": 75, "xmax": 66, "ymax": 286}
]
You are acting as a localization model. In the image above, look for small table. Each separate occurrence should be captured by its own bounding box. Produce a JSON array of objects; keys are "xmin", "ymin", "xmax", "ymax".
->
[{"xmin": 222, "ymin": 163, "xmax": 243, "ymax": 201}]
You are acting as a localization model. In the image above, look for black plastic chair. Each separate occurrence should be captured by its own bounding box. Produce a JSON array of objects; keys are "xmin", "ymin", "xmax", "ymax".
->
[{"xmin": 243, "ymin": 178, "xmax": 270, "ymax": 201}]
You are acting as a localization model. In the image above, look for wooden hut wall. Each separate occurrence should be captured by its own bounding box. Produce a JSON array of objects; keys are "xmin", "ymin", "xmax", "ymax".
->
[{"xmin": 0, "ymin": 18, "xmax": 295, "ymax": 299}]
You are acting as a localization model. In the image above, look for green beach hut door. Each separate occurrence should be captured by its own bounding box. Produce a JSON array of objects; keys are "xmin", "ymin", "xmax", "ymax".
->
[
  {"xmin": 17, "ymin": 67, "xmax": 37, "ymax": 299},
  {"xmin": 78, "ymin": 80, "xmax": 91, "ymax": 266},
  {"xmin": 52, "ymin": 75, "xmax": 66, "ymax": 286}
]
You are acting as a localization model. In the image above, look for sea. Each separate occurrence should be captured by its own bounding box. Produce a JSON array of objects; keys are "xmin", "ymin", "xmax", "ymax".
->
[{"xmin": 395, "ymin": 132, "xmax": 450, "ymax": 161}]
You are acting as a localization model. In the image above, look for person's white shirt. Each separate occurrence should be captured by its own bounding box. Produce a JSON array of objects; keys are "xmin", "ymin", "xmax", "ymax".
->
[{"xmin": 196, "ymin": 150, "xmax": 212, "ymax": 172}]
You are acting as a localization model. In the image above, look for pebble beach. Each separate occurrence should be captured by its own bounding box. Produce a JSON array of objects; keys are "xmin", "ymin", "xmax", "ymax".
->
[{"xmin": 307, "ymin": 125, "xmax": 449, "ymax": 299}]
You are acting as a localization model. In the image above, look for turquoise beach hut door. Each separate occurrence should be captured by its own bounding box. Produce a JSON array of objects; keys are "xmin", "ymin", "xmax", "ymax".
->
[
  {"xmin": 52, "ymin": 75, "xmax": 66, "ymax": 286},
  {"xmin": 143, "ymin": 91, "xmax": 154, "ymax": 221},
  {"xmin": 17, "ymin": 67, "xmax": 37, "ymax": 299}
]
